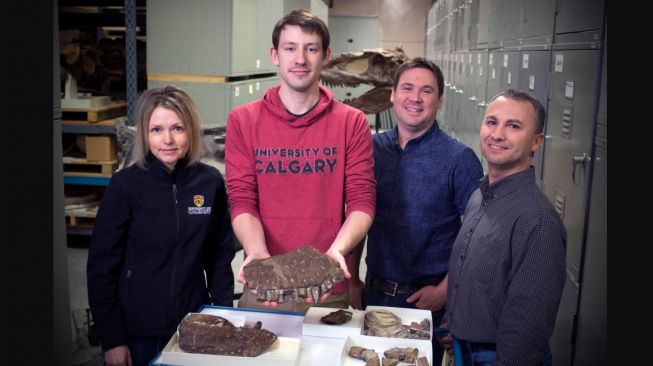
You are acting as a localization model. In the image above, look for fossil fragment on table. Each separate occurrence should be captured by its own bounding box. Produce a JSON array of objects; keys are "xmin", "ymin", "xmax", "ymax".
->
[
  {"xmin": 363, "ymin": 309, "xmax": 431, "ymax": 339},
  {"xmin": 243, "ymin": 246, "xmax": 344, "ymax": 304},
  {"xmin": 381, "ymin": 357, "xmax": 400, "ymax": 366},
  {"xmin": 363, "ymin": 309, "xmax": 410, "ymax": 338},
  {"xmin": 383, "ymin": 347, "xmax": 418, "ymax": 363},
  {"xmin": 178, "ymin": 313, "xmax": 277, "ymax": 357},
  {"xmin": 320, "ymin": 309, "xmax": 353, "ymax": 325},
  {"xmin": 348, "ymin": 346, "xmax": 380, "ymax": 366},
  {"xmin": 416, "ymin": 355, "xmax": 431, "ymax": 366}
]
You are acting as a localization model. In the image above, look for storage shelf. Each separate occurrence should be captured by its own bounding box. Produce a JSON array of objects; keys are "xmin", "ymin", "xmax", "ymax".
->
[
  {"xmin": 64, "ymin": 175, "xmax": 111, "ymax": 186},
  {"xmin": 62, "ymin": 123, "xmax": 116, "ymax": 135}
]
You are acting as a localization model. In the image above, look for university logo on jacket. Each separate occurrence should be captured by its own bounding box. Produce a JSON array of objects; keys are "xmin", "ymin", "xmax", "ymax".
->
[{"xmin": 188, "ymin": 194, "xmax": 211, "ymax": 215}]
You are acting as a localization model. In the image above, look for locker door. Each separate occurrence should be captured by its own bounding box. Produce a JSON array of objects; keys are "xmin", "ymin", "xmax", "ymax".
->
[
  {"xmin": 485, "ymin": 51, "xmax": 502, "ymax": 103},
  {"xmin": 468, "ymin": 50, "xmax": 488, "ymax": 162},
  {"xmin": 541, "ymin": 49, "xmax": 600, "ymax": 276},
  {"xmin": 476, "ymin": 0, "xmax": 491, "ymax": 46},
  {"xmin": 487, "ymin": 0, "xmax": 504, "ymax": 44},
  {"xmin": 555, "ymin": 0, "xmax": 606, "ymax": 34},
  {"xmin": 500, "ymin": 0, "xmax": 523, "ymax": 41},
  {"xmin": 551, "ymin": 272, "xmax": 580, "ymax": 366},
  {"xmin": 255, "ymin": 0, "xmax": 284, "ymax": 73},
  {"xmin": 500, "ymin": 51, "xmax": 521, "ymax": 91},
  {"xmin": 573, "ymin": 23, "xmax": 607, "ymax": 366},
  {"xmin": 522, "ymin": 0, "xmax": 556, "ymax": 38},
  {"xmin": 572, "ymin": 143, "xmax": 606, "ymax": 366},
  {"xmin": 519, "ymin": 50, "xmax": 551, "ymax": 184},
  {"xmin": 231, "ymin": 0, "xmax": 257, "ymax": 75},
  {"xmin": 463, "ymin": 0, "xmax": 479, "ymax": 50}
]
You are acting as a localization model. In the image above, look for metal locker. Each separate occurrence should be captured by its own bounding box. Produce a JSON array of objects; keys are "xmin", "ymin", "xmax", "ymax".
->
[
  {"xmin": 147, "ymin": 0, "xmax": 279, "ymax": 77},
  {"xmin": 499, "ymin": 0, "xmax": 523, "ymax": 41},
  {"xmin": 453, "ymin": 0, "xmax": 465, "ymax": 51},
  {"xmin": 541, "ymin": 48, "xmax": 600, "ymax": 275},
  {"xmin": 550, "ymin": 271, "xmax": 580, "ymax": 366},
  {"xmin": 255, "ymin": 0, "xmax": 284, "ymax": 73},
  {"xmin": 555, "ymin": 0, "xmax": 606, "ymax": 34},
  {"xmin": 445, "ymin": 0, "xmax": 458, "ymax": 50},
  {"xmin": 573, "ymin": 142, "xmax": 606, "ymax": 366},
  {"xmin": 522, "ymin": 0, "xmax": 556, "ymax": 38},
  {"xmin": 519, "ymin": 50, "xmax": 551, "ymax": 183},
  {"xmin": 476, "ymin": 0, "xmax": 491, "ymax": 46},
  {"xmin": 467, "ymin": 50, "xmax": 489, "ymax": 162},
  {"xmin": 231, "ymin": 0, "xmax": 258, "ymax": 75},
  {"xmin": 573, "ymin": 23, "xmax": 607, "ymax": 366},
  {"xmin": 462, "ymin": 0, "xmax": 480, "ymax": 50},
  {"xmin": 484, "ymin": 51, "xmax": 502, "ymax": 105},
  {"xmin": 500, "ymin": 51, "xmax": 521, "ymax": 92},
  {"xmin": 486, "ymin": 0, "xmax": 504, "ymax": 46}
]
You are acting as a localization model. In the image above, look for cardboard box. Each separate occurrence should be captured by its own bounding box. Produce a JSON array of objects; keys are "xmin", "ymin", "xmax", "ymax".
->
[
  {"xmin": 161, "ymin": 333, "xmax": 300, "ymax": 366},
  {"xmin": 302, "ymin": 307, "xmax": 365, "ymax": 339},
  {"xmin": 85, "ymin": 135, "xmax": 117, "ymax": 162},
  {"xmin": 340, "ymin": 334, "xmax": 433, "ymax": 366}
]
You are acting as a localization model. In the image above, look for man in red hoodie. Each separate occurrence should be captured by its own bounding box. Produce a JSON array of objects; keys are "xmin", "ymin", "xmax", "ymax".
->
[{"xmin": 225, "ymin": 9, "xmax": 376, "ymax": 312}]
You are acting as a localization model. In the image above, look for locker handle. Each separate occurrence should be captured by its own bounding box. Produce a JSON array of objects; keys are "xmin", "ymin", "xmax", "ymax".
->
[
  {"xmin": 468, "ymin": 96, "xmax": 477, "ymax": 102},
  {"xmin": 477, "ymin": 101, "xmax": 487, "ymax": 108},
  {"xmin": 572, "ymin": 153, "xmax": 591, "ymax": 185}
]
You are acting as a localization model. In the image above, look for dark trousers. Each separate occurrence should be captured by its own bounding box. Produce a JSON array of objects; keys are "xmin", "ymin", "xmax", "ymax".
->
[
  {"xmin": 363, "ymin": 284, "xmax": 446, "ymax": 365},
  {"xmin": 458, "ymin": 340, "xmax": 553, "ymax": 366},
  {"xmin": 127, "ymin": 335, "xmax": 170, "ymax": 366}
]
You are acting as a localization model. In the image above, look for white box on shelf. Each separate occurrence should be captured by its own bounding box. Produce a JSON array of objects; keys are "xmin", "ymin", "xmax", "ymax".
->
[
  {"xmin": 302, "ymin": 307, "xmax": 365, "ymax": 338},
  {"xmin": 161, "ymin": 333, "xmax": 300, "ymax": 366},
  {"xmin": 339, "ymin": 334, "xmax": 433, "ymax": 366}
]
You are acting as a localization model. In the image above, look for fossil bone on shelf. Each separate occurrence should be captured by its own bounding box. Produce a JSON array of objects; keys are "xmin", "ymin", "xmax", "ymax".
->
[{"xmin": 243, "ymin": 246, "xmax": 345, "ymax": 304}]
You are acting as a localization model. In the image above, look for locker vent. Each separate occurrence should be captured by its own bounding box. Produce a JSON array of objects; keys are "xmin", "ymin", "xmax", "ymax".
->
[
  {"xmin": 562, "ymin": 108, "xmax": 573, "ymax": 139},
  {"xmin": 555, "ymin": 189, "xmax": 566, "ymax": 219}
]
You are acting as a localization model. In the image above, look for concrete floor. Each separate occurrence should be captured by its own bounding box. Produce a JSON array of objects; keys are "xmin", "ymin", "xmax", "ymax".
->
[{"xmin": 66, "ymin": 237, "xmax": 368, "ymax": 364}]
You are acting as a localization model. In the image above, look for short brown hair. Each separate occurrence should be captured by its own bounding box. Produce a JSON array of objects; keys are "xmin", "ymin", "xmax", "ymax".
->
[
  {"xmin": 392, "ymin": 57, "xmax": 445, "ymax": 98},
  {"xmin": 132, "ymin": 85, "xmax": 204, "ymax": 168},
  {"xmin": 272, "ymin": 9, "xmax": 330, "ymax": 54},
  {"xmin": 490, "ymin": 89, "xmax": 546, "ymax": 133}
]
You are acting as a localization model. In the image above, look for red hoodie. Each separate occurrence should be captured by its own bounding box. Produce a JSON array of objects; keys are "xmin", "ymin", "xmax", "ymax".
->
[{"xmin": 226, "ymin": 85, "xmax": 376, "ymax": 294}]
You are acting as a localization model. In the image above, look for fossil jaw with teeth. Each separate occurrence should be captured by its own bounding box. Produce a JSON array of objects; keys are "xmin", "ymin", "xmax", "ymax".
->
[{"xmin": 243, "ymin": 246, "xmax": 345, "ymax": 304}]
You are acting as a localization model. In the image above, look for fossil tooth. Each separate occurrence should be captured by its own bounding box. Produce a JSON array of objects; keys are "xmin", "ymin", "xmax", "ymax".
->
[{"xmin": 310, "ymin": 285, "xmax": 321, "ymax": 304}]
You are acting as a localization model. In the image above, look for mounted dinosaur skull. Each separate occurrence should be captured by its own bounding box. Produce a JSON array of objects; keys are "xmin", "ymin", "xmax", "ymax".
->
[{"xmin": 320, "ymin": 47, "xmax": 409, "ymax": 114}]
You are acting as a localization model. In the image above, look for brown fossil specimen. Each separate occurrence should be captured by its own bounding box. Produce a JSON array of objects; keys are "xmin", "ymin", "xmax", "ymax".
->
[
  {"xmin": 363, "ymin": 309, "xmax": 431, "ymax": 340},
  {"xmin": 383, "ymin": 347, "xmax": 418, "ymax": 363},
  {"xmin": 178, "ymin": 313, "xmax": 277, "ymax": 357},
  {"xmin": 320, "ymin": 309, "xmax": 353, "ymax": 325},
  {"xmin": 243, "ymin": 246, "xmax": 345, "ymax": 304},
  {"xmin": 416, "ymin": 356, "xmax": 431, "ymax": 366},
  {"xmin": 349, "ymin": 346, "xmax": 380, "ymax": 366},
  {"xmin": 381, "ymin": 357, "xmax": 399, "ymax": 366}
]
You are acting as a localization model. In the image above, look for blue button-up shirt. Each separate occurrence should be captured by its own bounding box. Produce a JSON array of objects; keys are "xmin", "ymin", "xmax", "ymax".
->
[{"xmin": 365, "ymin": 121, "xmax": 483, "ymax": 283}]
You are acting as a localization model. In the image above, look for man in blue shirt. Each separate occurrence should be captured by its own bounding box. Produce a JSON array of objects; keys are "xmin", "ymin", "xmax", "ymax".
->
[{"xmin": 348, "ymin": 58, "xmax": 483, "ymax": 363}]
